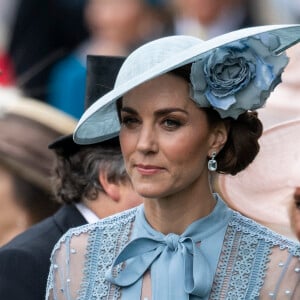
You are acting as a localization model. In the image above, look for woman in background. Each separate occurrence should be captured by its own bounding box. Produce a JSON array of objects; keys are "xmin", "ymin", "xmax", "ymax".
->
[{"xmin": 0, "ymin": 93, "xmax": 76, "ymax": 246}]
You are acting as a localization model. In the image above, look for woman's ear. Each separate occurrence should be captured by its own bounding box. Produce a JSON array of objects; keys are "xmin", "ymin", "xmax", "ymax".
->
[
  {"xmin": 99, "ymin": 171, "xmax": 120, "ymax": 202},
  {"xmin": 209, "ymin": 122, "xmax": 228, "ymax": 154}
]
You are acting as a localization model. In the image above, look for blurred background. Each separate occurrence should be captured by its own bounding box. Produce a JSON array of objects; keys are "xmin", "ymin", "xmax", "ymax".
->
[{"xmin": 0, "ymin": 0, "xmax": 300, "ymax": 243}]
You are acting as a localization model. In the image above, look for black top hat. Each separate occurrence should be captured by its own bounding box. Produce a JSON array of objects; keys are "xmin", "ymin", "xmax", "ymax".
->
[{"xmin": 48, "ymin": 55, "xmax": 125, "ymax": 154}]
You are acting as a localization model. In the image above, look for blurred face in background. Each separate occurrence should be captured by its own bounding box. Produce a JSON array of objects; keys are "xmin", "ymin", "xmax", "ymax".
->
[
  {"xmin": 85, "ymin": 0, "xmax": 146, "ymax": 44},
  {"xmin": 173, "ymin": 0, "xmax": 241, "ymax": 25}
]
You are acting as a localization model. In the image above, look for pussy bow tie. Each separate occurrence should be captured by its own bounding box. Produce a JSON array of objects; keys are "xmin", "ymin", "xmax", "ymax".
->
[{"xmin": 105, "ymin": 232, "xmax": 213, "ymax": 299}]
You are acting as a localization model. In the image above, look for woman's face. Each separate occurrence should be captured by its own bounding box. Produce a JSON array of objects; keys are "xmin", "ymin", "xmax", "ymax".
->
[
  {"xmin": 85, "ymin": 0, "xmax": 144, "ymax": 42},
  {"xmin": 173, "ymin": 0, "xmax": 238, "ymax": 25},
  {"xmin": 119, "ymin": 73, "xmax": 225, "ymax": 199}
]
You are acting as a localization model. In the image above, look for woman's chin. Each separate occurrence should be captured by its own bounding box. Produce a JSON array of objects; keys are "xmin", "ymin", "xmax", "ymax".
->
[{"xmin": 135, "ymin": 187, "xmax": 174, "ymax": 200}]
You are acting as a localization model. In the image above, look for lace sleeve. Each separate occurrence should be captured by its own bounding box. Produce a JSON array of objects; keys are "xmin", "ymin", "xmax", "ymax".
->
[
  {"xmin": 46, "ymin": 231, "xmax": 89, "ymax": 300},
  {"xmin": 260, "ymin": 245, "xmax": 300, "ymax": 299}
]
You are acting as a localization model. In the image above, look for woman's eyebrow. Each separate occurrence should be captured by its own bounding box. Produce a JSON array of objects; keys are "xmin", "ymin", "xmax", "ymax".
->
[
  {"xmin": 121, "ymin": 106, "xmax": 188, "ymax": 116},
  {"xmin": 120, "ymin": 107, "xmax": 137, "ymax": 114},
  {"xmin": 154, "ymin": 108, "xmax": 188, "ymax": 117}
]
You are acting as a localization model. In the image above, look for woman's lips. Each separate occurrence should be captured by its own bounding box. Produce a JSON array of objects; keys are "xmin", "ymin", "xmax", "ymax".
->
[{"xmin": 135, "ymin": 164, "xmax": 164, "ymax": 175}]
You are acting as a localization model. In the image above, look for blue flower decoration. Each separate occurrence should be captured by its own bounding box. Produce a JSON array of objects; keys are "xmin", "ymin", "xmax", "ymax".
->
[{"xmin": 190, "ymin": 34, "xmax": 289, "ymax": 119}]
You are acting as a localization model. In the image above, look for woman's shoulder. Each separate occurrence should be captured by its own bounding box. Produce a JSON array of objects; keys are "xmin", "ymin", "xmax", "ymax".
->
[
  {"xmin": 52, "ymin": 206, "xmax": 139, "ymax": 254},
  {"xmin": 229, "ymin": 210, "xmax": 300, "ymax": 254},
  {"xmin": 67, "ymin": 206, "xmax": 138, "ymax": 237},
  {"xmin": 46, "ymin": 207, "xmax": 140, "ymax": 299}
]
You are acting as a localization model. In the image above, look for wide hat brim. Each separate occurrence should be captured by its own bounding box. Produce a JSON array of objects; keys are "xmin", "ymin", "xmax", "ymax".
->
[
  {"xmin": 216, "ymin": 119, "xmax": 300, "ymax": 239},
  {"xmin": 74, "ymin": 24, "xmax": 300, "ymax": 145}
]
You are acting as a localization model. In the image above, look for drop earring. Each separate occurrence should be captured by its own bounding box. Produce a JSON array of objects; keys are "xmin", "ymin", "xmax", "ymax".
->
[{"xmin": 208, "ymin": 152, "xmax": 217, "ymax": 171}]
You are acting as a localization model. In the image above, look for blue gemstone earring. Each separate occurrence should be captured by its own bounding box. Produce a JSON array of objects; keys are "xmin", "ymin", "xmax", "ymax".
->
[{"xmin": 208, "ymin": 152, "xmax": 217, "ymax": 171}]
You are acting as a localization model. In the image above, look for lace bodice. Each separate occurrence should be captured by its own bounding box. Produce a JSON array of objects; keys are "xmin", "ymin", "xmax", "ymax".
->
[{"xmin": 46, "ymin": 199, "xmax": 300, "ymax": 300}]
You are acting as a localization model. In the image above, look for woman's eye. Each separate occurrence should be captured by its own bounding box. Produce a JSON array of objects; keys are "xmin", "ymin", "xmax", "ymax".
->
[
  {"xmin": 121, "ymin": 116, "xmax": 139, "ymax": 128},
  {"xmin": 163, "ymin": 118, "xmax": 181, "ymax": 129}
]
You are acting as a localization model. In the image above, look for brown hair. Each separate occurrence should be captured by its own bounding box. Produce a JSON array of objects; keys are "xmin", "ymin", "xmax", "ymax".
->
[
  {"xmin": 203, "ymin": 108, "xmax": 263, "ymax": 175},
  {"xmin": 51, "ymin": 143, "xmax": 128, "ymax": 204}
]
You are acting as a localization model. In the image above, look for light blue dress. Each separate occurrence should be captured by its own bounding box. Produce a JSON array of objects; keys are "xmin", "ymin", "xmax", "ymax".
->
[{"xmin": 46, "ymin": 195, "xmax": 300, "ymax": 299}]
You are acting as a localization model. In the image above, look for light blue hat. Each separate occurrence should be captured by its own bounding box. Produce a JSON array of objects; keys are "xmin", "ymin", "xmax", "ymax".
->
[{"xmin": 74, "ymin": 24, "xmax": 300, "ymax": 145}]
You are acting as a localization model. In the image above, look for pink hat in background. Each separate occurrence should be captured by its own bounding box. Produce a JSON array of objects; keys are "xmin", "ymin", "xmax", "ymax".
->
[
  {"xmin": 216, "ymin": 119, "xmax": 300, "ymax": 239},
  {"xmin": 258, "ymin": 44, "xmax": 300, "ymax": 128}
]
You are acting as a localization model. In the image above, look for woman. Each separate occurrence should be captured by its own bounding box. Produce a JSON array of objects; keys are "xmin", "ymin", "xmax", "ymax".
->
[{"xmin": 47, "ymin": 25, "xmax": 300, "ymax": 299}]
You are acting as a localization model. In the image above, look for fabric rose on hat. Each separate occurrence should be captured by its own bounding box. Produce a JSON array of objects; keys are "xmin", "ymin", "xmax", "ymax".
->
[{"xmin": 190, "ymin": 34, "xmax": 289, "ymax": 119}]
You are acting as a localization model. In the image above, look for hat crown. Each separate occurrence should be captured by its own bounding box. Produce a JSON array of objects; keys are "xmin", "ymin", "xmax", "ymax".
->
[
  {"xmin": 115, "ymin": 35, "xmax": 201, "ymax": 89},
  {"xmin": 85, "ymin": 55, "xmax": 126, "ymax": 110}
]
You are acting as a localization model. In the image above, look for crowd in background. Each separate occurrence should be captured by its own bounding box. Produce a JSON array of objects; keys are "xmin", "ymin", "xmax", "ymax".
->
[
  {"xmin": 1, "ymin": 0, "xmax": 300, "ymax": 118},
  {"xmin": 0, "ymin": 0, "xmax": 300, "ymax": 246}
]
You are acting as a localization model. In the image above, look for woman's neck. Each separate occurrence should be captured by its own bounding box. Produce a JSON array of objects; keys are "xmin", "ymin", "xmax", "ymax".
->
[{"xmin": 143, "ymin": 180, "xmax": 216, "ymax": 235}]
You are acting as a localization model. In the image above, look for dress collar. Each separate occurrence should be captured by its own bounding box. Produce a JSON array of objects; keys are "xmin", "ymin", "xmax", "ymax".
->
[{"xmin": 106, "ymin": 194, "xmax": 233, "ymax": 299}]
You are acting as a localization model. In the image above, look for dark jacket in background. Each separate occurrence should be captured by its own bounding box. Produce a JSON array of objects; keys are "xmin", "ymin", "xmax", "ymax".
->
[{"xmin": 0, "ymin": 204, "xmax": 86, "ymax": 300}]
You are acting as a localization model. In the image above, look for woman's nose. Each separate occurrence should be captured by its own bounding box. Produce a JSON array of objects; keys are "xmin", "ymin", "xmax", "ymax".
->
[{"xmin": 136, "ymin": 125, "xmax": 158, "ymax": 154}]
